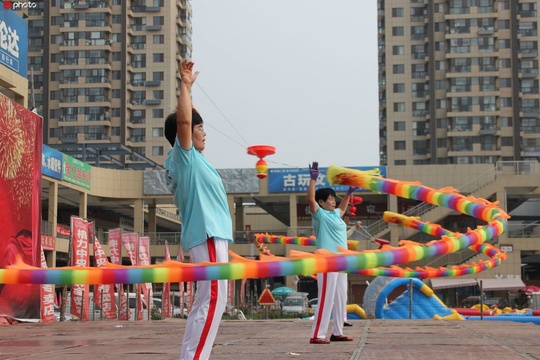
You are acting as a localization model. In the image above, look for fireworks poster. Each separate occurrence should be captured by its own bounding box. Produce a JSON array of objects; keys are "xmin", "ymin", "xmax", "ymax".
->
[{"xmin": 0, "ymin": 94, "xmax": 43, "ymax": 319}]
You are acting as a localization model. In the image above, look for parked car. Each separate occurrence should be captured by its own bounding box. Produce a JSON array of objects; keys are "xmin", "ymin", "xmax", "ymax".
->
[
  {"xmin": 458, "ymin": 296, "xmax": 509, "ymax": 309},
  {"xmin": 282, "ymin": 292, "xmax": 309, "ymax": 313}
]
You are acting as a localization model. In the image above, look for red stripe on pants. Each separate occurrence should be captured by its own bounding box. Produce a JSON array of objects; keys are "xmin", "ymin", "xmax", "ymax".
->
[
  {"xmin": 312, "ymin": 273, "xmax": 328, "ymax": 338},
  {"xmin": 194, "ymin": 238, "xmax": 218, "ymax": 360}
]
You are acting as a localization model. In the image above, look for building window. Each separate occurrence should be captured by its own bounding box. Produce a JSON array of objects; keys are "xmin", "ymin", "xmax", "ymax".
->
[
  {"xmin": 394, "ymin": 160, "xmax": 406, "ymax": 165},
  {"xmin": 499, "ymin": 59, "xmax": 511, "ymax": 68},
  {"xmin": 436, "ymin": 61, "xmax": 446, "ymax": 70},
  {"xmin": 152, "ymin": 146, "xmax": 164, "ymax": 156},
  {"xmin": 153, "ymin": 16, "xmax": 164, "ymax": 25},
  {"xmin": 392, "ymin": 8, "xmax": 404, "ymax": 17},
  {"xmin": 392, "ymin": 26, "xmax": 404, "ymax": 36},
  {"xmin": 393, "ymin": 102, "xmax": 406, "ymax": 112},
  {"xmin": 436, "ymin": 41, "xmax": 445, "ymax": 51},
  {"xmin": 393, "ymin": 64, "xmax": 405, "ymax": 74},
  {"xmin": 152, "ymin": 128, "xmax": 163, "ymax": 137},
  {"xmin": 153, "ymin": 90, "xmax": 164, "ymax": 100},
  {"xmin": 498, "ymin": 39, "xmax": 511, "ymax": 49},
  {"xmin": 153, "ymin": 53, "xmax": 164, "ymax": 62},
  {"xmin": 394, "ymin": 121, "xmax": 406, "ymax": 131},
  {"xmin": 393, "ymin": 83, "xmax": 405, "ymax": 93},
  {"xmin": 499, "ymin": 78, "xmax": 512, "ymax": 88},
  {"xmin": 500, "ymin": 97, "xmax": 512, "ymax": 107},
  {"xmin": 394, "ymin": 141, "xmax": 406, "ymax": 150},
  {"xmin": 498, "ymin": 19, "xmax": 510, "ymax": 29},
  {"xmin": 501, "ymin": 137, "xmax": 513, "ymax": 146},
  {"xmin": 437, "ymin": 99, "xmax": 447, "ymax": 109},
  {"xmin": 153, "ymin": 35, "xmax": 164, "ymax": 44},
  {"xmin": 153, "ymin": 109, "xmax": 164, "ymax": 118},
  {"xmin": 436, "ymin": 80, "xmax": 446, "ymax": 89},
  {"xmin": 393, "ymin": 45, "xmax": 404, "ymax": 55}
]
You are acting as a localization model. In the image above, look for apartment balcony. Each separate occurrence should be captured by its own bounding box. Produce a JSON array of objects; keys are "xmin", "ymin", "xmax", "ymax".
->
[
  {"xmin": 519, "ymin": 68, "xmax": 539, "ymax": 78},
  {"xmin": 127, "ymin": 136, "xmax": 146, "ymax": 143},
  {"xmin": 519, "ymin": 107, "xmax": 540, "ymax": 117},
  {"xmin": 522, "ymin": 148, "xmax": 540, "ymax": 157},
  {"xmin": 520, "ymin": 126, "xmax": 540, "ymax": 135},
  {"xmin": 146, "ymin": 25, "xmax": 162, "ymax": 31},
  {"xmin": 520, "ymin": 49, "xmax": 538, "ymax": 58},
  {"xmin": 144, "ymin": 99, "xmax": 162, "ymax": 106},
  {"xmin": 477, "ymin": 26, "xmax": 495, "ymax": 35}
]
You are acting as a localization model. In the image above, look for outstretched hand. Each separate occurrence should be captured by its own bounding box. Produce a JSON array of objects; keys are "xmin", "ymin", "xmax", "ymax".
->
[
  {"xmin": 309, "ymin": 161, "xmax": 319, "ymax": 180},
  {"xmin": 179, "ymin": 60, "xmax": 199, "ymax": 85},
  {"xmin": 346, "ymin": 186, "xmax": 358, "ymax": 196}
]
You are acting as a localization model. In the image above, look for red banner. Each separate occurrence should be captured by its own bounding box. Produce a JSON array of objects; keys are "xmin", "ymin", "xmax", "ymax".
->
[
  {"xmin": 56, "ymin": 224, "xmax": 70, "ymax": 237},
  {"xmin": 0, "ymin": 94, "xmax": 42, "ymax": 319},
  {"xmin": 109, "ymin": 228, "xmax": 128, "ymax": 320},
  {"xmin": 93, "ymin": 237, "xmax": 117, "ymax": 320},
  {"xmin": 139, "ymin": 236, "xmax": 153, "ymax": 317},
  {"xmin": 40, "ymin": 246, "xmax": 55, "ymax": 322},
  {"xmin": 122, "ymin": 233, "xmax": 143, "ymax": 320},
  {"xmin": 70, "ymin": 216, "xmax": 90, "ymax": 321},
  {"xmin": 162, "ymin": 241, "xmax": 172, "ymax": 318},
  {"xmin": 41, "ymin": 235, "xmax": 56, "ymax": 251}
]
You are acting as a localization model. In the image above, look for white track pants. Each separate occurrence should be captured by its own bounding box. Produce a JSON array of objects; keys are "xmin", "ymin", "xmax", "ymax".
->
[
  {"xmin": 310, "ymin": 272, "xmax": 347, "ymax": 339},
  {"xmin": 180, "ymin": 238, "xmax": 228, "ymax": 360}
]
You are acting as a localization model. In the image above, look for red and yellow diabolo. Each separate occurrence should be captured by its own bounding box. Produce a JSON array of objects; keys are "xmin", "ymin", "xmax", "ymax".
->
[{"xmin": 247, "ymin": 144, "xmax": 275, "ymax": 179}]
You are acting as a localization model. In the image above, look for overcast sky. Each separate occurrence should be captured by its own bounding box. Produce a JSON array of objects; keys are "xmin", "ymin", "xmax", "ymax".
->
[{"xmin": 189, "ymin": 1, "xmax": 379, "ymax": 170}]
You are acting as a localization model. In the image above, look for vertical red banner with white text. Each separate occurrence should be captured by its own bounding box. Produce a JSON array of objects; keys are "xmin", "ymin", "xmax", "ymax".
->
[
  {"xmin": 71, "ymin": 216, "xmax": 90, "ymax": 321},
  {"xmin": 162, "ymin": 241, "xmax": 172, "ymax": 318},
  {"xmin": 108, "ymin": 228, "xmax": 128, "ymax": 320},
  {"xmin": 122, "ymin": 233, "xmax": 142, "ymax": 320},
  {"xmin": 138, "ymin": 236, "xmax": 153, "ymax": 317},
  {"xmin": 93, "ymin": 237, "xmax": 117, "ymax": 319},
  {"xmin": 40, "ymin": 246, "xmax": 55, "ymax": 322},
  {"xmin": 0, "ymin": 94, "xmax": 42, "ymax": 319}
]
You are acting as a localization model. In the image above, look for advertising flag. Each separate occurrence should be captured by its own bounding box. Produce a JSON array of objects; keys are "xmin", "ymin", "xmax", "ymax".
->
[
  {"xmin": 138, "ymin": 236, "xmax": 153, "ymax": 318},
  {"xmin": 122, "ymin": 233, "xmax": 142, "ymax": 320},
  {"xmin": 162, "ymin": 241, "xmax": 172, "ymax": 318},
  {"xmin": 0, "ymin": 94, "xmax": 42, "ymax": 319},
  {"xmin": 108, "ymin": 228, "xmax": 128, "ymax": 320},
  {"xmin": 40, "ymin": 246, "xmax": 55, "ymax": 323},
  {"xmin": 70, "ymin": 216, "xmax": 90, "ymax": 321},
  {"xmin": 93, "ymin": 237, "xmax": 117, "ymax": 320}
]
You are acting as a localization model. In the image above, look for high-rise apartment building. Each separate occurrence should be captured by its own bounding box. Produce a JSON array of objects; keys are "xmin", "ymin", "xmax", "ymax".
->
[
  {"xmin": 26, "ymin": 0, "xmax": 192, "ymax": 169},
  {"xmin": 378, "ymin": 0, "xmax": 540, "ymax": 166}
]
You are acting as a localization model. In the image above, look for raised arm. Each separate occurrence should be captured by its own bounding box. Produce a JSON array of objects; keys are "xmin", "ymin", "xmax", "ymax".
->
[
  {"xmin": 307, "ymin": 162, "xmax": 319, "ymax": 213},
  {"xmin": 338, "ymin": 186, "xmax": 358, "ymax": 217},
  {"xmin": 177, "ymin": 60, "xmax": 199, "ymax": 150}
]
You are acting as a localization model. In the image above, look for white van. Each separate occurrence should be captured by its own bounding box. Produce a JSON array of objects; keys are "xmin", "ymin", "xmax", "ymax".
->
[{"xmin": 282, "ymin": 292, "xmax": 309, "ymax": 313}]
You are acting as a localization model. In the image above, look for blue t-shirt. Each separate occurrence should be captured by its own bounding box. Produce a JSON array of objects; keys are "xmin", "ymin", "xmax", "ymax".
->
[
  {"xmin": 165, "ymin": 139, "xmax": 233, "ymax": 252},
  {"xmin": 310, "ymin": 206, "xmax": 347, "ymax": 253}
]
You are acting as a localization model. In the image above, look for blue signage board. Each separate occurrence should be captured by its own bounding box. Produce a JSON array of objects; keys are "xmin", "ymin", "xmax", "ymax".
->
[
  {"xmin": 0, "ymin": 9, "xmax": 28, "ymax": 77},
  {"xmin": 42, "ymin": 145, "xmax": 63, "ymax": 180},
  {"xmin": 268, "ymin": 166, "xmax": 387, "ymax": 193}
]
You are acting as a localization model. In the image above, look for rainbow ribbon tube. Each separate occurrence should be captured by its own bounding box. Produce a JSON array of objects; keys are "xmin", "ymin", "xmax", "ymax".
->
[{"xmin": 0, "ymin": 165, "xmax": 509, "ymax": 285}]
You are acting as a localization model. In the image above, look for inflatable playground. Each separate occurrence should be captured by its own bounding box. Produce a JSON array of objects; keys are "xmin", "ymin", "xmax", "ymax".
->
[{"xmin": 344, "ymin": 277, "xmax": 540, "ymax": 325}]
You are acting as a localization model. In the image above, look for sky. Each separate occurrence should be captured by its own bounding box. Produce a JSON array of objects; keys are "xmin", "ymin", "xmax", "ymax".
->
[{"xmin": 189, "ymin": 1, "xmax": 380, "ymax": 170}]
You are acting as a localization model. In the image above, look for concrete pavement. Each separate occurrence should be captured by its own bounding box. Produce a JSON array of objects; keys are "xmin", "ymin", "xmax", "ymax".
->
[{"xmin": 1, "ymin": 318, "xmax": 539, "ymax": 359}]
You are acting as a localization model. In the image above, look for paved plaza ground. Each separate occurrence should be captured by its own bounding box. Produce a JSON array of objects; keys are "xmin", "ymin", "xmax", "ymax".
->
[{"xmin": 1, "ymin": 318, "xmax": 539, "ymax": 360}]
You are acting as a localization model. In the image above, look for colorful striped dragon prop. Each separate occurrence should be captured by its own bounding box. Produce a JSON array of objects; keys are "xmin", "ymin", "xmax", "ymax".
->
[{"xmin": 0, "ymin": 165, "xmax": 509, "ymax": 285}]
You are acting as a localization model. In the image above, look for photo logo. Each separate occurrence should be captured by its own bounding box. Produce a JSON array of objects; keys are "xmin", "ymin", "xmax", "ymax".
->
[{"xmin": 3, "ymin": 1, "xmax": 37, "ymax": 9}]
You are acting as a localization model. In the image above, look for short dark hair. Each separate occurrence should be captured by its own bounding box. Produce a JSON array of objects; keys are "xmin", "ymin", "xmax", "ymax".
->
[
  {"xmin": 164, "ymin": 109, "xmax": 204, "ymax": 147},
  {"xmin": 315, "ymin": 188, "xmax": 336, "ymax": 203}
]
